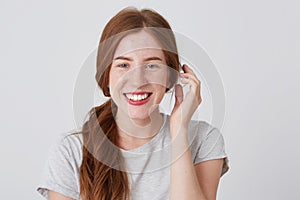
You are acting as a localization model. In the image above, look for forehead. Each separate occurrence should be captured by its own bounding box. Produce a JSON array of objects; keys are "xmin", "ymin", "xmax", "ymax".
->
[{"xmin": 113, "ymin": 30, "xmax": 164, "ymax": 58}]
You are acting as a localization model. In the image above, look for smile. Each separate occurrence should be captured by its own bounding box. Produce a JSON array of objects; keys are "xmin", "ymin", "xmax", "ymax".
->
[{"xmin": 123, "ymin": 92, "xmax": 152, "ymax": 106}]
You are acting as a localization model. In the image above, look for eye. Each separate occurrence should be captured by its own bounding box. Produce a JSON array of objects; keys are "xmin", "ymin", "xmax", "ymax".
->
[
  {"xmin": 145, "ymin": 63, "xmax": 159, "ymax": 70},
  {"xmin": 117, "ymin": 63, "xmax": 129, "ymax": 68}
]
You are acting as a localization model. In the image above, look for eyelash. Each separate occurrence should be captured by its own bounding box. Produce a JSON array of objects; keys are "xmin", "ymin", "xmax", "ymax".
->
[
  {"xmin": 117, "ymin": 63, "xmax": 129, "ymax": 68},
  {"xmin": 116, "ymin": 63, "xmax": 159, "ymax": 69},
  {"xmin": 145, "ymin": 63, "xmax": 158, "ymax": 69}
]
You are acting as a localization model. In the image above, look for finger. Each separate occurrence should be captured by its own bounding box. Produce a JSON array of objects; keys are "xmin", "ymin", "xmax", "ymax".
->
[
  {"xmin": 182, "ymin": 64, "xmax": 196, "ymax": 76},
  {"xmin": 179, "ymin": 73, "xmax": 200, "ymax": 85},
  {"xmin": 174, "ymin": 84, "xmax": 183, "ymax": 107},
  {"xmin": 180, "ymin": 74, "xmax": 201, "ymax": 92},
  {"xmin": 180, "ymin": 77, "xmax": 200, "ymax": 93},
  {"xmin": 180, "ymin": 75, "xmax": 201, "ymax": 102}
]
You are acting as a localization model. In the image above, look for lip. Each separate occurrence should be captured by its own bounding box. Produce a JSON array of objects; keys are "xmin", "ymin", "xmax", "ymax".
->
[
  {"xmin": 123, "ymin": 92, "xmax": 152, "ymax": 106},
  {"xmin": 125, "ymin": 91, "xmax": 151, "ymax": 95}
]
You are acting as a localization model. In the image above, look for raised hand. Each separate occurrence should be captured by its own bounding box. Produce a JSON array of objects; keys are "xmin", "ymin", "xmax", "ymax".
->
[{"xmin": 170, "ymin": 64, "xmax": 202, "ymax": 138}]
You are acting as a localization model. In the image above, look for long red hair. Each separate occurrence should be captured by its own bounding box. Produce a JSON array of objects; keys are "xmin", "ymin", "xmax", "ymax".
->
[{"xmin": 79, "ymin": 7, "xmax": 180, "ymax": 200}]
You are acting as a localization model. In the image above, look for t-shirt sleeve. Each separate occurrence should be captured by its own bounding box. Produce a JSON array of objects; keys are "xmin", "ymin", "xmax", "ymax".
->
[
  {"xmin": 193, "ymin": 124, "xmax": 230, "ymax": 177},
  {"xmin": 36, "ymin": 136, "xmax": 80, "ymax": 200}
]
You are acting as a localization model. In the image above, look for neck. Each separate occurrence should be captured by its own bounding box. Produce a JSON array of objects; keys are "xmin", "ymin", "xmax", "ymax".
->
[{"xmin": 115, "ymin": 108, "xmax": 164, "ymax": 141}]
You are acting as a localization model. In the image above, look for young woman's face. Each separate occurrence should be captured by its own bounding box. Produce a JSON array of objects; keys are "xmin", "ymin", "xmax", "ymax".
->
[{"xmin": 109, "ymin": 30, "xmax": 170, "ymax": 120}]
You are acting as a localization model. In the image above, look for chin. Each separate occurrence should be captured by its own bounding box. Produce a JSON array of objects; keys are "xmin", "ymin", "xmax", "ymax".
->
[
  {"xmin": 127, "ymin": 108, "xmax": 151, "ymax": 120},
  {"xmin": 127, "ymin": 104, "xmax": 159, "ymax": 120}
]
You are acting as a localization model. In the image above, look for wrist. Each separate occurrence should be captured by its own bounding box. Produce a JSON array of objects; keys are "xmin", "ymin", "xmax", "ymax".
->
[{"xmin": 170, "ymin": 126, "xmax": 188, "ymax": 141}]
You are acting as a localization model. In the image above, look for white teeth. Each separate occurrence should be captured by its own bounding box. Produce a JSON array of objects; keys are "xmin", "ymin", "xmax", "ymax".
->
[{"xmin": 126, "ymin": 93, "xmax": 149, "ymax": 101}]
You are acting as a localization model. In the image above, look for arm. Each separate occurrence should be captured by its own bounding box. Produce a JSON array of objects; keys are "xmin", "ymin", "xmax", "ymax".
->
[
  {"xmin": 170, "ymin": 127, "xmax": 207, "ymax": 200},
  {"xmin": 170, "ymin": 128, "xmax": 225, "ymax": 200},
  {"xmin": 194, "ymin": 158, "xmax": 225, "ymax": 200},
  {"xmin": 169, "ymin": 64, "xmax": 224, "ymax": 200},
  {"xmin": 49, "ymin": 190, "xmax": 74, "ymax": 200}
]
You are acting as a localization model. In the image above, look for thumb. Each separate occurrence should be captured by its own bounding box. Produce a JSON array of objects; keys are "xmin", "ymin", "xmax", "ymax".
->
[{"xmin": 174, "ymin": 84, "xmax": 183, "ymax": 108}]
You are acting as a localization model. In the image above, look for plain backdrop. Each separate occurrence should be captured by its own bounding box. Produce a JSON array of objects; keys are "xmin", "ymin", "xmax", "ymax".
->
[{"xmin": 1, "ymin": 0, "xmax": 299, "ymax": 199}]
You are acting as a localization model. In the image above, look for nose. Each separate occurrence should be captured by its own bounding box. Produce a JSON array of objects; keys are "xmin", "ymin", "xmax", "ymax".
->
[{"xmin": 129, "ymin": 65, "xmax": 148, "ymax": 87}]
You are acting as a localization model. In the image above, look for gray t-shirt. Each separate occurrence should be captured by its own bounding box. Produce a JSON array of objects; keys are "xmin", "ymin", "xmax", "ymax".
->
[{"xmin": 37, "ymin": 114, "xmax": 229, "ymax": 199}]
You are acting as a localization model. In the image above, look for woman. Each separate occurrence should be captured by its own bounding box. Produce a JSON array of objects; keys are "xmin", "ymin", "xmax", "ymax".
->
[{"xmin": 37, "ymin": 7, "xmax": 229, "ymax": 200}]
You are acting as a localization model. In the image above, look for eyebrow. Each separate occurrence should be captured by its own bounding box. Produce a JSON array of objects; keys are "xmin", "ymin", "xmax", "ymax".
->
[{"xmin": 113, "ymin": 56, "xmax": 163, "ymax": 62}]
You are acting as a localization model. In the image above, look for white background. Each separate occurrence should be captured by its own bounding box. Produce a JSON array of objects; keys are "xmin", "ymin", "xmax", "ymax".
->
[{"xmin": 1, "ymin": 0, "xmax": 299, "ymax": 199}]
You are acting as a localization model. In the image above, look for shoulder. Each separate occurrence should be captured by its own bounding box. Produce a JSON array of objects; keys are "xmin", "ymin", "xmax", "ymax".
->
[
  {"xmin": 49, "ymin": 131, "xmax": 83, "ymax": 167},
  {"xmin": 60, "ymin": 131, "xmax": 83, "ymax": 152},
  {"xmin": 37, "ymin": 131, "xmax": 83, "ymax": 199},
  {"xmin": 187, "ymin": 119, "xmax": 215, "ymax": 143},
  {"xmin": 187, "ymin": 119, "xmax": 228, "ymax": 165}
]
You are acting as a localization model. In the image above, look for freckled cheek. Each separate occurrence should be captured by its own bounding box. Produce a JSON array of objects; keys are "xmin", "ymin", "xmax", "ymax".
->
[
  {"xmin": 109, "ymin": 73, "xmax": 125, "ymax": 94},
  {"xmin": 151, "ymin": 85, "xmax": 167, "ymax": 104},
  {"xmin": 146, "ymin": 71, "xmax": 169, "ymax": 87}
]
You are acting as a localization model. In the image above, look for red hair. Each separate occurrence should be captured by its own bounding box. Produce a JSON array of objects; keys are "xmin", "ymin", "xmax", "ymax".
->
[{"xmin": 79, "ymin": 7, "xmax": 180, "ymax": 200}]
